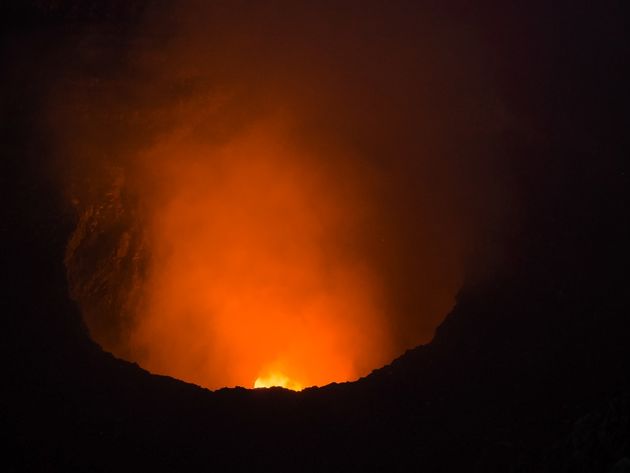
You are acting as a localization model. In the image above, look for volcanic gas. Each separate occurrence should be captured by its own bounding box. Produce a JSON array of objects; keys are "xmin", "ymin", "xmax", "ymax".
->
[
  {"xmin": 118, "ymin": 118, "xmax": 390, "ymax": 389},
  {"xmin": 55, "ymin": 1, "xmax": 493, "ymax": 391}
]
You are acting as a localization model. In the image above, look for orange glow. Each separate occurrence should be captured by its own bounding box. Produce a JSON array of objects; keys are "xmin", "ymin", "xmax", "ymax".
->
[
  {"xmin": 254, "ymin": 372, "xmax": 303, "ymax": 391},
  {"xmin": 54, "ymin": 4, "xmax": 474, "ymax": 391},
  {"xmin": 124, "ymin": 118, "xmax": 393, "ymax": 390}
]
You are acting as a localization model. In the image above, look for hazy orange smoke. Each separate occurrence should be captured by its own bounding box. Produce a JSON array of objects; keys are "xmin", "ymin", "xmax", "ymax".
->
[
  {"xmin": 55, "ymin": 2, "xmax": 501, "ymax": 391},
  {"xmin": 126, "ymin": 119, "xmax": 391, "ymax": 389}
]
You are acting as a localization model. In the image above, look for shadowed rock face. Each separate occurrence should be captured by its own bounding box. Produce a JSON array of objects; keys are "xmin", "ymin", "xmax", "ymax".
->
[
  {"xmin": 2, "ymin": 1, "xmax": 629, "ymax": 472},
  {"xmin": 65, "ymin": 166, "xmax": 149, "ymax": 358}
]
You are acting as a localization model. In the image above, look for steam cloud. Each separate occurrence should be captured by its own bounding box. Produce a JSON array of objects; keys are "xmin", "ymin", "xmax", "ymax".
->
[{"xmin": 52, "ymin": 1, "xmax": 513, "ymax": 389}]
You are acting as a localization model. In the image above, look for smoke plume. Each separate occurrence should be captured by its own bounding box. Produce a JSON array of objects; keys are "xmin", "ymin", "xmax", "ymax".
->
[{"xmin": 51, "ymin": 1, "xmax": 513, "ymax": 389}]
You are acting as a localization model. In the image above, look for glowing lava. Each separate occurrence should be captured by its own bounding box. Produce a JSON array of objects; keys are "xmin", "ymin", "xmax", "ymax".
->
[{"xmin": 254, "ymin": 372, "xmax": 303, "ymax": 391}]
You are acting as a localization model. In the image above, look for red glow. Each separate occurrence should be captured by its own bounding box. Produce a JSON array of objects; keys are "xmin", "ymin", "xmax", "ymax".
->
[{"xmin": 127, "ymin": 119, "xmax": 392, "ymax": 389}]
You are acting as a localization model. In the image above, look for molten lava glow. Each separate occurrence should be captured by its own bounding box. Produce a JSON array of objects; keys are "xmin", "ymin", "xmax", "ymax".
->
[
  {"xmin": 127, "ymin": 119, "xmax": 392, "ymax": 390},
  {"xmin": 254, "ymin": 372, "xmax": 303, "ymax": 391}
]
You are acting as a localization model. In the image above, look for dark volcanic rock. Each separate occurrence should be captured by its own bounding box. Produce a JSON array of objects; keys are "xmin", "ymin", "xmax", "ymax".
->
[{"xmin": 65, "ymin": 165, "xmax": 149, "ymax": 357}]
